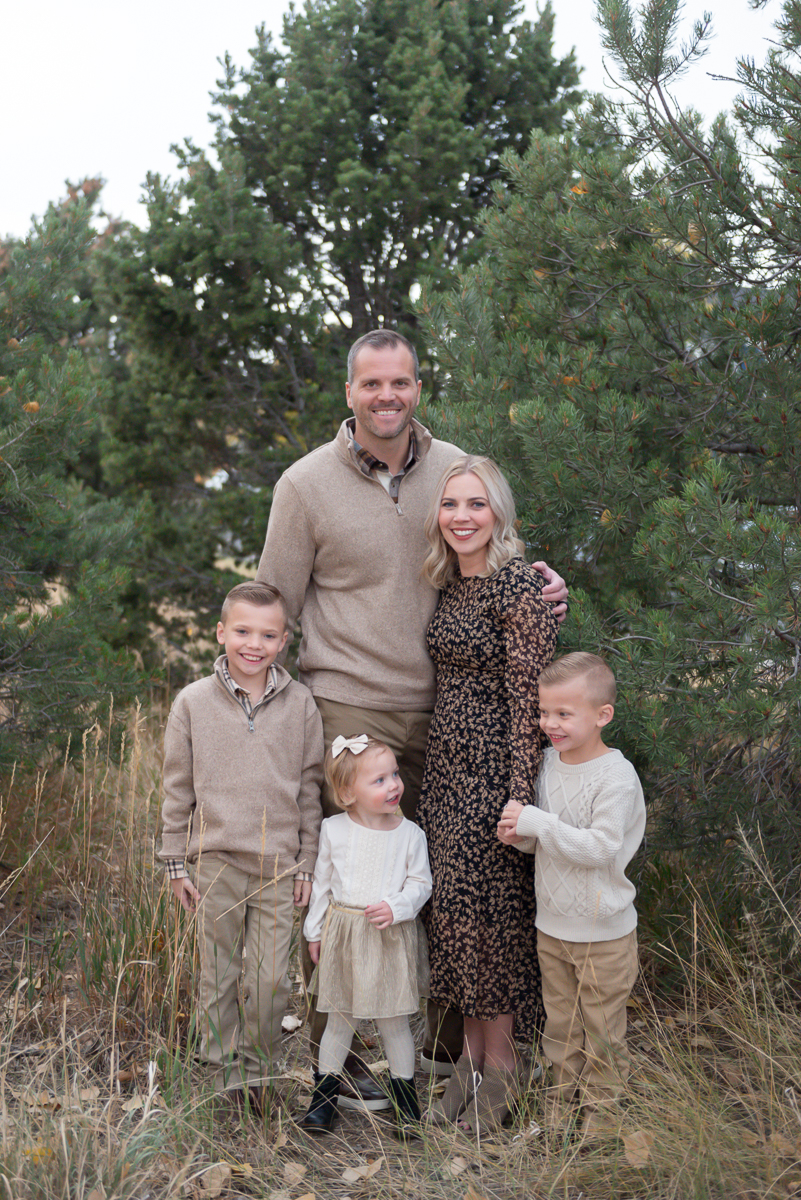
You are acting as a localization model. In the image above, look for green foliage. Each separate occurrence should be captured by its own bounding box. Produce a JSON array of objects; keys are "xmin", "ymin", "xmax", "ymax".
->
[
  {"xmin": 420, "ymin": 0, "xmax": 801, "ymax": 947},
  {"xmin": 93, "ymin": 0, "xmax": 580, "ymax": 656},
  {"xmin": 0, "ymin": 194, "xmax": 146, "ymax": 767}
]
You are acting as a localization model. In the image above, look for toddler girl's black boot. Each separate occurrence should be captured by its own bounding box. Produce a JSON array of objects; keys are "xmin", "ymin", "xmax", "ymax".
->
[
  {"xmin": 299, "ymin": 1072, "xmax": 341, "ymax": 1134},
  {"xmin": 387, "ymin": 1075, "xmax": 421, "ymax": 1140}
]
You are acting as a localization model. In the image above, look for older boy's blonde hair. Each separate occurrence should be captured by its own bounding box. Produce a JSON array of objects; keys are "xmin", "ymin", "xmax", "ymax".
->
[
  {"xmin": 325, "ymin": 737, "xmax": 393, "ymax": 809},
  {"xmin": 539, "ymin": 652, "xmax": 617, "ymax": 707},
  {"xmin": 220, "ymin": 581, "xmax": 288, "ymax": 628}
]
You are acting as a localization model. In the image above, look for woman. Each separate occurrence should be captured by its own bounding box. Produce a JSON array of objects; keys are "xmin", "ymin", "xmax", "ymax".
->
[{"xmin": 417, "ymin": 455, "xmax": 558, "ymax": 1134}]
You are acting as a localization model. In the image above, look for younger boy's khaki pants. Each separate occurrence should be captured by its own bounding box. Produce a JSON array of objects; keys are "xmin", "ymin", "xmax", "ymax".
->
[
  {"xmin": 195, "ymin": 855, "xmax": 295, "ymax": 1092},
  {"xmin": 537, "ymin": 929, "xmax": 639, "ymax": 1110}
]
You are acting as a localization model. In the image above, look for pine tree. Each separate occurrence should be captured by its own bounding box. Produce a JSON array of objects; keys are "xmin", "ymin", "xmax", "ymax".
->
[
  {"xmin": 419, "ymin": 0, "xmax": 801, "ymax": 946},
  {"xmin": 0, "ymin": 191, "xmax": 145, "ymax": 768},
  {"xmin": 94, "ymin": 0, "xmax": 580, "ymax": 653}
]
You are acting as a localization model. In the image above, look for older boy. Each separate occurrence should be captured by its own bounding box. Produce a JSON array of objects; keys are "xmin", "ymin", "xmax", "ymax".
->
[
  {"xmin": 498, "ymin": 652, "xmax": 645, "ymax": 1137},
  {"xmin": 159, "ymin": 581, "xmax": 324, "ymax": 1113}
]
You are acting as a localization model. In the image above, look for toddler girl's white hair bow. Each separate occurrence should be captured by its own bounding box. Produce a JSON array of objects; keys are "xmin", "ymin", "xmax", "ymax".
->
[{"xmin": 331, "ymin": 733, "xmax": 371, "ymax": 759}]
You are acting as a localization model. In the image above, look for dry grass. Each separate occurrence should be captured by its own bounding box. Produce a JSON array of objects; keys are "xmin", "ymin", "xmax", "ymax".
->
[{"xmin": 1, "ymin": 708, "xmax": 801, "ymax": 1199}]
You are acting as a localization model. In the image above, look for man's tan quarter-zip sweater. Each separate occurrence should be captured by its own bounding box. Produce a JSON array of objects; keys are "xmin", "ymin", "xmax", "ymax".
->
[{"xmin": 256, "ymin": 418, "xmax": 463, "ymax": 713}]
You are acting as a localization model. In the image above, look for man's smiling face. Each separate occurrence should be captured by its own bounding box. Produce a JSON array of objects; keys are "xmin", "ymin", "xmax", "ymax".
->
[{"xmin": 345, "ymin": 343, "xmax": 422, "ymax": 448}]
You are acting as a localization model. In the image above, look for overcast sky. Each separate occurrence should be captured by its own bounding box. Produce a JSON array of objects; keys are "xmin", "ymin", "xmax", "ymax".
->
[{"xmin": 1, "ymin": 0, "xmax": 780, "ymax": 240}]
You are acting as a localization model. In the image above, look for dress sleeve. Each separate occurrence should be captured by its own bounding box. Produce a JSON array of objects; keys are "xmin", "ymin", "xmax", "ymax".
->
[
  {"xmin": 303, "ymin": 822, "xmax": 334, "ymax": 943},
  {"xmin": 500, "ymin": 566, "xmax": 559, "ymax": 807},
  {"xmin": 384, "ymin": 826, "xmax": 433, "ymax": 925}
]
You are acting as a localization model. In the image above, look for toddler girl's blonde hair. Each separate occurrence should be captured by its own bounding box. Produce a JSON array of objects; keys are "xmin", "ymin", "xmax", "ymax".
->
[{"xmin": 325, "ymin": 736, "xmax": 393, "ymax": 809}]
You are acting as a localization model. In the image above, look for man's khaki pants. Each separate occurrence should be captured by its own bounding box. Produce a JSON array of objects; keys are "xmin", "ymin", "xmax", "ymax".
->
[
  {"xmin": 306, "ymin": 698, "xmax": 463, "ymax": 1065},
  {"xmin": 537, "ymin": 929, "xmax": 639, "ymax": 1109},
  {"xmin": 195, "ymin": 855, "xmax": 295, "ymax": 1091}
]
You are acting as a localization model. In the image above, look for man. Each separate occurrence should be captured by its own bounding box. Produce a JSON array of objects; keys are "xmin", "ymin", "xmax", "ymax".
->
[{"xmin": 257, "ymin": 329, "xmax": 568, "ymax": 1106}]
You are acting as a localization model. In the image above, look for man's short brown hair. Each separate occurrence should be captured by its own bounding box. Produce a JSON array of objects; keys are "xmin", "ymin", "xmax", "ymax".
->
[
  {"xmin": 220, "ymin": 581, "xmax": 288, "ymax": 629},
  {"xmin": 539, "ymin": 652, "xmax": 617, "ymax": 706},
  {"xmin": 347, "ymin": 329, "xmax": 420, "ymax": 384}
]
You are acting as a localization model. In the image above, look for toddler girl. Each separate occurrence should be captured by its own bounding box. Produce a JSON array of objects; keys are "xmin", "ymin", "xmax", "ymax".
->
[{"xmin": 299, "ymin": 734, "xmax": 432, "ymax": 1136}]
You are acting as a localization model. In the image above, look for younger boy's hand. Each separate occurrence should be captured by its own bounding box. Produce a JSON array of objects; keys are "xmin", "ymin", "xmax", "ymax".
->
[
  {"xmin": 171, "ymin": 876, "xmax": 201, "ymax": 913},
  {"xmin": 532, "ymin": 561, "xmax": 569, "ymax": 624},
  {"xmin": 308, "ymin": 941, "xmax": 321, "ymax": 965},
  {"xmin": 365, "ymin": 901, "xmax": 394, "ymax": 930},
  {"xmin": 294, "ymin": 878, "xmax": 312, "ymax": 907},
  {"xmin": 498, "ymin": 800, "xmax": 525, "ymax": 845}
]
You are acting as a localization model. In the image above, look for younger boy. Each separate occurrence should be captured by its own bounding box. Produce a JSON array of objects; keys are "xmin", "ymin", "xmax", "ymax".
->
[
  {"xmin": 498, "ymin": 652, "xmax": 645, "ymax": 1136},
  {"xmin": 159, "ymin": 581, "xmax": 324, "ymax": 1112}
]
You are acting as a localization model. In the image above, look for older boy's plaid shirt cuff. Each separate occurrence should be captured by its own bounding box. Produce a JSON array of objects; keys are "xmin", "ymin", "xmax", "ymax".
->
[
  {"xmin": 165, "ymin": 859, "xmax": 189, "ymax": 880},
  {"xmin": 296, "ymin": 871, "xmax": 313, "ymax": 882}
]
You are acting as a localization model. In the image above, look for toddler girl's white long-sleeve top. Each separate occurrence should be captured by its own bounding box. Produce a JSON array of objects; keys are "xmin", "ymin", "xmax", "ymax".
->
[{"xmin": 304, "ymin": 813, "xmax": 432, "ymax": 942}]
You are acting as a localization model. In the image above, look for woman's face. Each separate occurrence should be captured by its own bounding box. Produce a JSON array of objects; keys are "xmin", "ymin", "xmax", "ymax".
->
[{"xmin": 438, "ymin": 471, "xmax": 496, "ymax": 575}]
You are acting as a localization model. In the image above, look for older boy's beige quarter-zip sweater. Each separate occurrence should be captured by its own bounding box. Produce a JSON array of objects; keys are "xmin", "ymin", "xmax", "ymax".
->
[
  {"xmin": 159, "ymin": 658, "xmax": 324, "ymax": 879},
  {"xmin": 257, "ymin": 419, "xmax": 463, "ymax": 713}
]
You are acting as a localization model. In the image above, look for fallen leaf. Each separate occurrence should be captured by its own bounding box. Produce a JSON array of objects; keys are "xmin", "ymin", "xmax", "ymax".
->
[
  {"xmin": 19, "ymin": 1091, "xmax": 60, "ymax": 1111},
  {"xmin": 465, "ymin": 1183, "xmax": 489, "ymax": 1200},
  {"xmin": 442, "ymin": 1156, "xmax": 469, "ymax": 1177},
  {"xmin": 367, "ymin": 1059, "xmax": 388, "ymax": 1075},
  {"xmin": 623, "ymin": 1129, "xmax": 655, "ymax": 1168},
  {"xmin": 768, "ymin": 1132, "xmax": 799, "ymax": 1160},
  {"xmin": 690, "ymin": 1036, "xmax": 715, "ymax": 1049},
  {"xmin": 341, "ymin": 1157, "xmax": 384, "ymax": 1184},
  {"xmin": 296, "ymin": 1194, "xmax": 316, "ymax": 1200},
  {"xmin": 199, "ymin": 1164, "xmax": 231, "ymax": 1196},
  {"xmin": 230, "ymin": 1163, "xmax": 254, "ymax": 1179},
  {"xmin": 740, "ymin": 1129, "xmax": 763, "ymax": 1148},
  {"xmin": 78, "ymin": 1087, "xmax": 101, "ymax": 1102},
  {"xmin": 281, "ymin": 1014, "xmax": 303, "ymax": 1033},
  {"xmin": 268, "ymin": 1192, "xmax": 291, "ymax": 1200},
  {"xmin": 121, "ymin": 1096, "xmax": 144, "ymax": 1112},
  {"xmin": 87, "ymin": 1189, "xmax": 106, "ymax": 1200},
  {"xmin": 284, "ymin": 1162, "xmax": 307, "ymax": 1186},
  {"xmin": 273, "ymin": 1131, "xmax": 289, "ymax": 1150}
]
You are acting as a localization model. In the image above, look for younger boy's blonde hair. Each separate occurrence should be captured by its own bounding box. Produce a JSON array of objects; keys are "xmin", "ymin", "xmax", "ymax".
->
[
  {"xmin": 539, "ymin": 652, "xmax": 617, "ymax": 707},
  {"xmin": 325, "ymin": 737, "xmax": 392, "ymax": 810}
]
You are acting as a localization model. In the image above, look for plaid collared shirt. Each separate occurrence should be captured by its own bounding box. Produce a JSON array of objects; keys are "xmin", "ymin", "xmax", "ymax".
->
[
  {"xmin": 164, "ymin": 659, "xmax": 313, "ymax": 883},
  {"xmin": 346, "ymin": 417, "xmax": 418, "ymax": 505}
]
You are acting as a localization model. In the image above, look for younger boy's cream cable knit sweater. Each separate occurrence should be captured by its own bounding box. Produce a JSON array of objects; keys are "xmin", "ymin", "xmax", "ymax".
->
[{"xmin": 515, "ymin": 748, "xmax": 645, "ymax": 943}]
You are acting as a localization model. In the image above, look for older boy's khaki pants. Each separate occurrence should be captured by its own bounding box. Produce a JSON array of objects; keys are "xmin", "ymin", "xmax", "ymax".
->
[
  {"xmin": 537, "ymin": 930, "xmax": 639, "ymax": 1110},
  {"xmin": 195, "ymin": 855, "xmax": 295, "ymax": 1092}
]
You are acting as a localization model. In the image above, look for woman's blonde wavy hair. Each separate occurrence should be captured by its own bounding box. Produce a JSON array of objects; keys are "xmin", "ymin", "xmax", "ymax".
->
[{"xmin": 422, "ymin": 455, "xmax": 525, "ymax": 589}]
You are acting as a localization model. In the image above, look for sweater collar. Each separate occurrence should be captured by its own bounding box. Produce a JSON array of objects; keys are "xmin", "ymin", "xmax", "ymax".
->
[{"xmin": 334, "ymin": 416, "xmax": 433, "ymax": 472}]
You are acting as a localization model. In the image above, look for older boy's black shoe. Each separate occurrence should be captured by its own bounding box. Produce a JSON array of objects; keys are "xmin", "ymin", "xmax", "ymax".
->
[
  {"xmin": 386, "ymin": 1075, "xmax": 421, "ymax": 1140},
  {"xmin": 299, "ymin": 1072, "xmax": 341, "ymax": 1134}
]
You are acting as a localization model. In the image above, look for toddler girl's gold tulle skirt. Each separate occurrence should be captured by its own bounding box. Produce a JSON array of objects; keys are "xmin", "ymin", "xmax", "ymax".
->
[{"xmin": 313, "ymin": 903, "xmax": 430, "ymax": 1019}]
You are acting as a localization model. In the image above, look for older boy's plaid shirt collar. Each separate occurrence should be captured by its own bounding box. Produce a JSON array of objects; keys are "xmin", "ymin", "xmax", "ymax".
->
[
  {"xmin": 220, "ymin": 658, "xmax": 278, "ymax": 715},
  {"xmin": 346, "ymin": 417, "xmax": 418, "ymax": 478}
]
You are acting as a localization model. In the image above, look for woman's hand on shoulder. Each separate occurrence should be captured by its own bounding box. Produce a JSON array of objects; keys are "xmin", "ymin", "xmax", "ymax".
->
[
  {"xmin": 365, "ymin": 901, "xmax": 394, "ymax": 930},
  {"xmin": 532, "ymin": 561, "xmax": 568, "ymax": 624}
]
